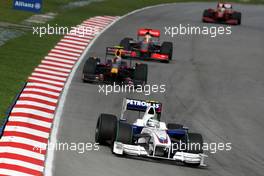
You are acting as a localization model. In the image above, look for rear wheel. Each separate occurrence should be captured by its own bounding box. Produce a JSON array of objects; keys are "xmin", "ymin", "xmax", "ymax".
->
[
  {"xmin": 84, "ymin": 57, "xmax": 97, "ymax": 73},
  {"xmin": 115, "ymin": 121, "xmax": 133, "ymax": 144},
  {"xmin": 95, "ymin": 114, "xmax": 117, "ymax": 145},
  {"xmin": 83, "ymin": 57, "xmax": 98, "ymax": 82},
  {"xmin": 120, "ymin": 37, "xmax": 133, "ymax": 50},
  {"xmin": 160, "ymin": 42, "xmax": 173, "ymax": 62},
  {"xmin": 232, "ymin": 12, "xmax": 241, "ymax": 25},
  {"xmin": 134, "ymin": 64, "xmax": 148, "ymax": 85}
]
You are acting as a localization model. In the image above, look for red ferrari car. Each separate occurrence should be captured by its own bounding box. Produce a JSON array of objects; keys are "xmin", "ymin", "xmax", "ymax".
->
[
  {"xmin": 202, "ymin": 3, "xmax": 241, "ymax": 25},
  {"xmin": 118, "ymin": 28, "xmax": 173, "ymax": 63}
]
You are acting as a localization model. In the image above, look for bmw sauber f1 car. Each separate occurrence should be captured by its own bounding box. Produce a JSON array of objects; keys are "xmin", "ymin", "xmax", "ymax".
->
[
  {"xmin": 82, "ymin": 48, "xmax": 148, "ymax": 86},
  {"xmin": 115, "ymin": 28, "xmax": 173, "ymax": 63},
  {"xmin": 95, "ymin": 98, "xmax": 207, "ymax": 167},
  {"xmin": 203, "ymin": 3, "xmax": 241, "ymax": 25}
]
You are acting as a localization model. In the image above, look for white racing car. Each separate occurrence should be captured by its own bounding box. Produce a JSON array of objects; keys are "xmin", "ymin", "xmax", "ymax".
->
[{"xmin": 95, "ymin": 98, "xmax": 207, "ymax": 167}]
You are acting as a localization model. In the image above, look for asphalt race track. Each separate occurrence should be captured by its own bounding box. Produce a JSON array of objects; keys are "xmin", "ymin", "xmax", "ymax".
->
[{"xmin": 53, "ymin": 3, "xmax": 264, "ymax": 176}]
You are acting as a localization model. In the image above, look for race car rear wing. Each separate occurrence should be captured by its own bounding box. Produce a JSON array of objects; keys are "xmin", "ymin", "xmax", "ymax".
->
[
  {"xmin": 120, "ymin": 98, "xmax": 162, "ymax": 120},
  {"xmin": 137, "ymin": 28, "xmax": 160, "ymax": 38},
  {"xmin": 106, "ymin": 47, "xmax": 132, "ymax": 57}
]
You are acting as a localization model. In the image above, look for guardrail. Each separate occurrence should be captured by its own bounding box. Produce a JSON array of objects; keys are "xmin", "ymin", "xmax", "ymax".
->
[{"xmin": 0, "ymin": 82, "xmax": 27, "ymax": 138}]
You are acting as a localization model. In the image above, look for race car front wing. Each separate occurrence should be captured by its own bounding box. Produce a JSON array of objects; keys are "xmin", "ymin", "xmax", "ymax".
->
[{"xmin": 113, "ymin": 142, "xmax": 207, "ymax": 166}]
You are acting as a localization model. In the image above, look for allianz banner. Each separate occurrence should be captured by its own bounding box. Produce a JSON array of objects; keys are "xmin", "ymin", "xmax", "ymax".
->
[{"xmin": 13, "ymin": 0, "xmax": 42, "ymax": 13}]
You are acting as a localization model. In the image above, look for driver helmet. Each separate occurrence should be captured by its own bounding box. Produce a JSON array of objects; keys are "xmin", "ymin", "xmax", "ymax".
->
[
  {"xmin": 217, "ymin": 3, "xmax": 225, "ymax": 12},
  {"xmin": 146, "ymin": 117, "xmax": 160, "ymax": 128},
  {"xmin": 144, "ymin": 32, "xmax": 152, "ymax": 43},
  {"xmin": 217, "ymin": 3, "xmax": 223, "ymax": 8},
  {"xmin": 113, "ymin": 49, "xmax": 122, "ymax": 64}
]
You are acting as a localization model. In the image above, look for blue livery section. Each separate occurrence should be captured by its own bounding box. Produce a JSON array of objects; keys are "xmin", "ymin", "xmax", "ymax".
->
[
  {"xmin": 13, "ymin": 0, "xmax": 42, "ymax": 13},
  {"xmin": 132, "ymin": 125, "xmax": 144, "ymax": 135},
  {"xmin": 167, "ymin": 129, "xmax": 186, "ymax": 136},
  {"xmin": 126, "ymin": 98, "xmax": 162, "ymax": 113},
  {"xmin": 132, "ymin": 125, "xmax": 187, "ymax": 139}
]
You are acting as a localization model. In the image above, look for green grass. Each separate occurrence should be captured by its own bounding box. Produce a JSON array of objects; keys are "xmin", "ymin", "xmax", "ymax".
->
[
  {"xmin": 0, "ymin": 34, "xmax": 61, "ymax": 118},
  {"xmin": 0, "ymin": 0, "xmax": 263, "ymax": 120},
  {"xmin": 0, "ymin": 0, "xmax": 76, "ymax": 23}
]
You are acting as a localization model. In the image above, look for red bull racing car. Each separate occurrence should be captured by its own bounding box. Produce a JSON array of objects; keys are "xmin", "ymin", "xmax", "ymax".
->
[
  {"xmin": 82, "ymin": 48, "xmax": 148, "ymax": 86},
  {"xmin": 117, "ymin": 28, "xmax": 173, "ymax": 63},
  {"xmin": 202, "ymin": 3, "xmax": 241, "ymax": 25}
]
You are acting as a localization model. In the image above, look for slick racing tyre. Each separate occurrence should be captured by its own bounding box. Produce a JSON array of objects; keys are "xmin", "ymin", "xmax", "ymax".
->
[
  {"xmin": 83, "ymin": 57, "xmax": 98, "ymax": 82},
  {"xmin": 167, "ymin": 123, "xmax": 184, "ymax": 129},
  {"xmin": 134, "ymin": 64, "xmax": 148, "ymax": 85},
  {"xmin": 120, "ymin": 37, "xmax": 133, "ymax": 50},
  {"xmin": 95, "ymin": 114, "xmax": 117, "ymax": 145},
  {"xmin": 115, "ymin": 121, "xmax": 133, "ymax": 145},
  {"xmin": 185, "ymin": 133, "xmax": 204, "ymax": 167},
  {"xmin": 84, "ymin": 57, "xmax": 97, "ymax": 74},
  {"xmin": 203, "ymin": 9, "xmax": 210, "ymax": 17},
  {"xmin": 203, "ymin": 9, "xmax": 213, "ymax": 18},
  {"xmin": 160, "ymin": 42, "xmax": 173, "ymax": 62},
  {"xmin": 232, "ymin": 12, "xmax": 242, "ymax": 25},
  {"xmin": 187, "ymin": 133, "xmax": 203, "ymax": 154}
]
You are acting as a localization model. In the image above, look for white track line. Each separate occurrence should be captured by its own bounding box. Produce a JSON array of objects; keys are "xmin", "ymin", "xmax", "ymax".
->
[
  {"xmin": 9, "ymin": 116, "xmax": 52, "ymax": 128},
  {"xmin": 11, "ymin": 108, "xmax": 54, "ymax": 119},
  {"xmin": 0, "ymin": 158, "xmax": 44, "ymax": 172},
  {"xmin": 48, "ymin": 53, "xmax": 78, "ymax": 61},
  {"xmin": 1, "ymin": 136, "xmax": 47, "ymax": 150},
  {"xmin": 0, "ymin": 146, "xmax": 45, "ymax": 160},
  {"xmin": 23, "ymin": 88, "xmax": 60, "ymax": 97},
  {"xmin": 26, "ymin": 82, "xmax": 63, "ymax": 92},
  {"xmin": 20, "ymin": 93, "xmax": 58, "ymax": 104},
  {"xmin": 0, "ymin": 169, "xmax": 35, "ymax": 176},
  {"xmin": 34, "ymin": 67, "xmax": 69, "ymax": 77},
  {"xmin": 16, "ymin": 100, "xmax": 56, "ymax": 110},
  {"xmin": 4, "ymin": 126, "xmax": 49, "ymax": 139},
  {"xmin": 57, "ymin": 42, "xmax": 86, "ymax": 50},
  {"xmin": 50, "ymin": 49, "xmax": 81, "ymax": 57},
  {"xmin": 28, "ymin": 77, "xmax": 65, "ymax": 86},
  {"xmin": 31, "ymin": 73, "xmax": 67, "ymax": 82},
  {"xmin": 41, "ymin": 60, "xmax": 73, "ymax": 69},
  {"xmin": 38, "ymin": 64, "xmax": 71, "ymax": 73}
]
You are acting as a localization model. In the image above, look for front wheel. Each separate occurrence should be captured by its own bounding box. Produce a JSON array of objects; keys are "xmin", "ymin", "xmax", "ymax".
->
[
  {"xmin": 83, "ymin": 57, "xmax": 98, "ymax": 83},
  {"xmin": 203, "ymin": 9, "xmax": 213, "ymax": 18},
  {"xmin": 187, "ymin": 133, "xmax": 203, "ymax": 154},
  {"xmin": 232, "ymin": 12, "xmax": 241, "ymax": 25},
  {"xmin": 160, "ymin": 42, "xmax": 173, "ymax": 62},
  {"xmin": 184, "ymin": 133, "xmax": 204, "ymax": 167},
  {"xmin": 95, "ymin": 114, "xmax": 117, "ymax": 145}
]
